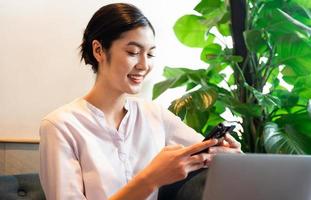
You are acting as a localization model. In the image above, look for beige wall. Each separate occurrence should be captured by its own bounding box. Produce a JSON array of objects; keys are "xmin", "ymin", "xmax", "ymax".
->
[{"xmin": 0, "ymin": 142, "xmax": 39, "ymax": 175}]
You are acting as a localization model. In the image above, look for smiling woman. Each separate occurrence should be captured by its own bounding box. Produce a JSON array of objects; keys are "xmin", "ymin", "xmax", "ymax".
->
[{"xmin": 38, "ymin": 3, "xmax": 242, "ymax": 200}]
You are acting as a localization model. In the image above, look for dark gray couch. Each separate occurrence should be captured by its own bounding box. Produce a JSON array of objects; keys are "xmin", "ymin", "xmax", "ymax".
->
[
  {"xmin": 0, "ymin": 171, "xmax": 206, "ymax": 200},
  {"xmin": 158, "ymin": 168, "xmax": 208, "ymax": 200},
  {"xmin": 0, "ymin": 173, "xmax": 45, "ymax": 200}
]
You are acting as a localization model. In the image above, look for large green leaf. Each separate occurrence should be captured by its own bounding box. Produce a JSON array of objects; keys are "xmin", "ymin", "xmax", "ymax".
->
[
  {"xmin": 200, "ymin": 43, "xmax": 222, "ymax": 63},
  {"xmin": 266, "ymin": 67, "xmax": 281, "ymax": 90},
  {"xmin": 162, "ymin": 67, "xmax": 190, "ymax": 78},
  {"xmin": 275, "ymin": 112, "xmax": 311, "ymax": 137},
  {"xmin": 186, "ymin": 82, "xmax": 198, "ymax": 91},
  {"xmin": 281, "ymin": 67, "xmax": 298, "ymax": 84},
  {"xmin": 153, "ymin": 79, "xmax": 176, "ymax": 100},
  {"xmin": 185, "ymin": 108, "xmax": 210, "ymax": 133},
  {"xmin": 194, "ymin": 0, "xmax": 222, "ymax": 15},
  {"xmin": 243, "ymin": 29, "xmax": 267, "ymax": 53},
  {"xmin": 277, "ymin": 9, "xmax": 311, "ymax": 34},
  {"xmin": 169, "ymin": 87, "xmax": 218, "ymax": 114},
  {"xmin": 152, "ymin": 75, "xmax": 189, "ymax": 99},
  {"xmin": 187, "ymin": 71, "xmax": 207, "ymax": 85},
  {"xmin": 163, "ymin": 67, "xmax": 208, "ymax": 86},
  {"xmin": 206, "ymin": 69, "xmax": 226, "ymax": 84},
  {"xmin": 174, "ymin": 0, "xmax": 226, "ymax": 48},
  {"xmin": 217, "ymin": 21, "xmax": 231, "ymax": 36},
  {"xmin": 202, "ymin": 112, "xmax": 225, "ymax": 135},
  {"xmin": 206, "ymin": 62, "xmax": 228, "ymax": 74},
  {"xmin": 264, "ymin": 122, "xmax": 311, "ymax": 154},
  {"xmin": 174, "ymin": 15, "xmax": 216, "ymax": 47},
  {"xmin": 154, "ymin": 66, "xmax": 218, "ymax": 99},
  {"xmin": 199, "ymin": 4, "xmax": 226, "ymax": 21},
  {"xmin": 292, "ymin": 75, "xmax": 311, "ymax": 99},
  {"xmin": 276, "ymin": 37, "xmax": 311, "ymax": 83},
  {"xmin": 201, "ymin": 44, "xmax": 242, "ymax": 65},
  {"xmin": 218, "ymin": 95, "xmax": 262, "ymax": 117},
  {"xmin": 256, "ymin": 7, "xmax": 310, "ymax": 39},
  {"xmin": 245, "ymin": 84, "xmax": 282, "ymax": 113},
  {"xmin": 291, "ymin": 0, "xmax": 311, "ymax": 9},
  {"xmin": 292, "ymin": 13, "xmax": 311, "ymax": 27},
  {"xmin": 230, "ymin": 103, "xmax": 262, "ymax": 117},
  {"xmin": 271, "ymin": 90, "xmax": 299, "ymax": 109}
]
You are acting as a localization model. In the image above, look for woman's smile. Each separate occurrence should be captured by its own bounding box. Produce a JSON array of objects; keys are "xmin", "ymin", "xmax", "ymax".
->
[{"xmin": 127, "ymin": 73, "xmax": 145, "ymax": 84}]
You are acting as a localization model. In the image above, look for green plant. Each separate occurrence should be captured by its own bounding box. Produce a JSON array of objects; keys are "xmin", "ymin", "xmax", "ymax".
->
[{"xmin": 153, "ymin": 0, "xmax": 311, "ymax": 154}]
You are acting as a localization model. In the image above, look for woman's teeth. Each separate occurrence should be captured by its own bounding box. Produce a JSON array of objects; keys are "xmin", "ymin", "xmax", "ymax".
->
[{"xmin": 128, "ymin": 74, "xmax": 143, "ymax": 83}]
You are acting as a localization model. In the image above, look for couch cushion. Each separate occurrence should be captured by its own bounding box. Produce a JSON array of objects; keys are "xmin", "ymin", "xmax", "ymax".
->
[{"xmin": 0, "ymin": 173, "xmax": 45, "ymax": 200}]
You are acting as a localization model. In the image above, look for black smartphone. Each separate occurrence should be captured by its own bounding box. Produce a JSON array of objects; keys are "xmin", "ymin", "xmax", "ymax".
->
[
  {"xmin": 203, "ymin": 123, "xmax": 235, "ymax": 141},
  {"xmin": 193, "ymin": 123, "xmax": 235, "ymax": 155}
]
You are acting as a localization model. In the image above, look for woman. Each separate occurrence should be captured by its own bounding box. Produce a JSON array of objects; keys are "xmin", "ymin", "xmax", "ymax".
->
[{"xmin": 39, "ymin": 3, "xmax": 242, "ymax": 200}]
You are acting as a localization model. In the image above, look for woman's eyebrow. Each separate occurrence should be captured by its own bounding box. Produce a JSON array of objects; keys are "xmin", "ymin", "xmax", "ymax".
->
[{"xmin": 127, "ymin": 41, "xmax": 156, "ymax": 50}]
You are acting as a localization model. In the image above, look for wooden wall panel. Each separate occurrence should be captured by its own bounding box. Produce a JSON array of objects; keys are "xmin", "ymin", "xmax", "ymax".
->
[
  {"xmin": 0, "ymin": 143, "xmax": 4, "ymax": 174},
  {"xmin": 0, "ymin": 142, "xmax": 39, "ymax": 175}
]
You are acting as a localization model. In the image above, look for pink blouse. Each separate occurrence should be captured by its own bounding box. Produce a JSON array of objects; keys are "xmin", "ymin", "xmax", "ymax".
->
[{"xmin": 39, "ymin": 98, "xmax": 203, "ymax": 200}]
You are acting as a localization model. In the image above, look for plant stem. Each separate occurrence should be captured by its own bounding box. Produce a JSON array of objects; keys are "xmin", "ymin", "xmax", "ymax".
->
[
  {"xmin": 229, "ymin": 0, "xmax": 268, "ymax": 153},
  {"xmin": 260, "ymin": 43, "xmax": 275, "ymax": 88}
]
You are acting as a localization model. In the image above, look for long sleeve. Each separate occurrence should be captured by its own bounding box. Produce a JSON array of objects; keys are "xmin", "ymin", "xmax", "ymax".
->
[
  {"xmin": 39, "ymin": 119, "xmax": 87, "ymax": 200},
  {"xmin": 160, "ymin": 107, "xmax": 204, "ymax": 146}
]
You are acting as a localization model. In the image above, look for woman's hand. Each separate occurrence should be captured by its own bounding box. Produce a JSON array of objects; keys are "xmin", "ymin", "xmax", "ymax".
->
[
  {"xmin": 110, "ymin": 140, "xmax": 218, "ymax": 200},
  {"xmin": 208, "ymin": 133, "xmax": 243, "ymax": 154},
  {"xmin": 110, "ymin": 137, "xmax": 240, "ymax": 200},
  {"xmin": 141, "ymin": 139, "xmax": 218, "ymax": 189}
]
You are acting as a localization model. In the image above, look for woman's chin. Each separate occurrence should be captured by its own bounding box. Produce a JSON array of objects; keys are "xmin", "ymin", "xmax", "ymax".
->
[{"xmin": 126, "ymin": 86, "xmax": 142, "ymax": 95}]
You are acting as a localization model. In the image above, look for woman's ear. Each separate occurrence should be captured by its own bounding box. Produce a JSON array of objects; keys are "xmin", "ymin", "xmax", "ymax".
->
[{"xmin": 92, "ymin": 40, "xmax": 106, "ymax": 63}]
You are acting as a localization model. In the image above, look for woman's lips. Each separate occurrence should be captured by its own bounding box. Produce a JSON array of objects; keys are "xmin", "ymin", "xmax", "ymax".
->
[{"xmin": 127, "ymin": 74, "xmax": 144, "ymax": 84}]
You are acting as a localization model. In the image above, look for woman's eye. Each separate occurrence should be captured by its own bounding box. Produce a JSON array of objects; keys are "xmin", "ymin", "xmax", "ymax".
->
[
  {"xmin": 127, "ymin": 51, "xmax": 139, "ymax": 56},
  {"xmin": 147, "ymin": 53, "xmax": 155, "ymax": 58},
  {"xmin": 127, "ymin": 50, "xmax": 155, "ymax": 58}
]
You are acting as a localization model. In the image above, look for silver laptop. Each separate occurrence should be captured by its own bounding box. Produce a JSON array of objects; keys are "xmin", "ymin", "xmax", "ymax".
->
[{"xmin": 202, "ymin": 153, "xmax": 311, "ymax": 200}]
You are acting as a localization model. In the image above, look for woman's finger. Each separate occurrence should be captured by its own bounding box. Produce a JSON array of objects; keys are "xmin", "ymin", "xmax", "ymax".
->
[
  {"xmin": 224, "ymin": 133, "xmax": 241, "ymax": 148},
  {"xmin": 179, "ymin": 139, "xmax": 218, "ymax": 157},
  {"xmin": 187, "ymin": 163, "xmax": 205, "ymax": 172},
  {"xmin": 187, "ymin": 155, "xmax": 215, "ymax": 171},
  {"xmin": 220, "ymin": 140, "xmax": 229, "ymax": 147},
  {"xmin": 187, "ymin": 153, "xmax": 212, "ymax": 164},
  {"xmin": 164, "ymin": 144, "xmax": 184, "ymax": 151}
]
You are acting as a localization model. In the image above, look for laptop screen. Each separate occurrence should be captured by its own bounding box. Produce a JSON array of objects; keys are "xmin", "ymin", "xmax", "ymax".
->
[{"xmin": 202, "ymin": 154, "xmax": 311, "ymax": 200}]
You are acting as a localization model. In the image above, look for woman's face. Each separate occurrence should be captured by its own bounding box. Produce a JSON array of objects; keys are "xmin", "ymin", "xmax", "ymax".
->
[{"xmin": 98, "ymin": 26, "xmax": 156, "ymax": 95}]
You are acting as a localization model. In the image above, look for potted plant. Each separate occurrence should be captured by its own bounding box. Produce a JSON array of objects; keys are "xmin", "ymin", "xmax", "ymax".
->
[{"xmin": 153, "ymin": 0, "xmax": 311, "ymax": 154}]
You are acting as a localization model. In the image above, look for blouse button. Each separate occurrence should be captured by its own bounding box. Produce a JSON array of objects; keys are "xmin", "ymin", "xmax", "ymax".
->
[{"xmin": 119, "ymin": 152, "xmax": 126, "ymax": 161}]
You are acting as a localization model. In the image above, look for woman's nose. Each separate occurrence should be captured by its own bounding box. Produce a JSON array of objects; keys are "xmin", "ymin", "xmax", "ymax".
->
[{"xmin": 136, "ymin": 55, "xmax": 149, "ymax": 70}]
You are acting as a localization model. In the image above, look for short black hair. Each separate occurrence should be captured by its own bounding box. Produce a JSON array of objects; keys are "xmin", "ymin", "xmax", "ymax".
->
[{"xmin": 80, "ymin": 3, "xmax": 155, "ymax": 73}]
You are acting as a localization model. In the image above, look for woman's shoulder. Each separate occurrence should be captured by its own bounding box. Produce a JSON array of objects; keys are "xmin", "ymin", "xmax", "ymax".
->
[
  {"xmin": 41, "ymin": 98, "xmax": 88, "ymax": 127},
  {"xmin": 127, "ymin": 97, "xmax": 179, "ymax": 124}
]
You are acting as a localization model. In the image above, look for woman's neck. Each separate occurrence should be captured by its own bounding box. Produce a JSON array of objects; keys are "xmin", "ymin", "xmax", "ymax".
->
[{"xmin": 84, "ymin": 82, "xmax": 127, "ymax": 130}]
